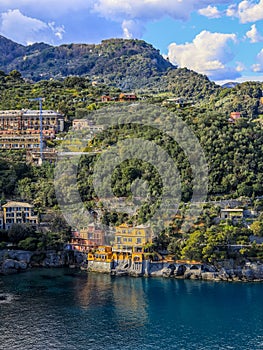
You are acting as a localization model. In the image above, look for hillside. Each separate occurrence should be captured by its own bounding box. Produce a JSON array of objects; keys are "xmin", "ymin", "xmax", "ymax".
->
[{"xmin": 0, "ymin": 36, "xmax": 175, "ymax": 89}]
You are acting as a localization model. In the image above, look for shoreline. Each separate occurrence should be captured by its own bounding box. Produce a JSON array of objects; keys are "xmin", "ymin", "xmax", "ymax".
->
[{"xmin": 1, "ymin": 249, "xmax": 263, "ymax": 283}]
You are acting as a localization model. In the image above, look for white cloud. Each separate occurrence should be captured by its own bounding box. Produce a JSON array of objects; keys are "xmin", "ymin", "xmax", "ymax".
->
[
  {"xmin": 0, "ymin": 9, "xmax": 65, "ymax": 45},
  {"xmin": 245, "ymin": 24, "xmax": 263, "ymax": 43},
  {"xmin": 48, "ymin": 22, "xmax": 65, "ymax": 40},
  {"xmin": 236, "ymin": 61, "xmax": 246, "ymax": 72},
  {"xmin": 93, "ymin": 0, "xmax": 232, "ymax": 20},
  {"xmin": 252, "ymin": 49, "xmax": 263, "ymax": 72},
  {"xmin": 168, "ymin": 30, "xmax": 240, "ymax": 80},
  {"xmin": 215, "ymin": 75, "xmax": 263, "ymax": 85},
  {"xmin": 227, "ymin": 0, "xmax": 263, "ymax": 23},
  {"xmin": 0, "ymin": 1, "xmax": 235, "ymax": 42},
  {"xmin": 121, "ymin": 19, "xmax": 144, "ymax": 39},
  {"xmin": 198, "ymin": 5, "xmax": 221, "ymax": 18},
  {"xmin": 0, "ymin": 1, "xmax": 92, "ymax": 18}
]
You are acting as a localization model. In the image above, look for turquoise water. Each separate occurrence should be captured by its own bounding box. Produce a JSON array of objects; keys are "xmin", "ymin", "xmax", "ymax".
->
[{"xmin": 0, "ymin": 269, "xmax": 263, "ymax": 350}]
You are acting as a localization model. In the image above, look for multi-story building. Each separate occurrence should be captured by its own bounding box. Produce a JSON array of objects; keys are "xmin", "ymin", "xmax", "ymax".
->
[
  {"xmin": 2, "ymin": 201, "xmax": 39, "ymax": 230},
  {"xmin": 0, "ymin": 109, "xmax": 64, "ymax": 150},
  {"xmin": 112, "ymin": 223, "xmax": 153, "ymax": 253},
  {"xmin": 70, "ymin": 223, "xmax": 105, "ymax": 252}
]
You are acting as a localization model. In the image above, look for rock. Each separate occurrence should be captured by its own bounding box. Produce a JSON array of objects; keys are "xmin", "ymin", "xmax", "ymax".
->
[
  {"xmin": 1, "ymin": 259, "xmax": 19, "ymax": 275},
  {"xmin": 201, "ymin": 272, "xmax": 218, "ymax": 281},
  {"xmin": 162, "ymin": 267, "xmax": 174, "ymax": 278}
]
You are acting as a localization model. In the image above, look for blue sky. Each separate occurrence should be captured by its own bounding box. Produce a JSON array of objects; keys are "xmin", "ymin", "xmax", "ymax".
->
[{"xmin": 0, "ymin": 1, "xmax": 263, "ymax": 84}]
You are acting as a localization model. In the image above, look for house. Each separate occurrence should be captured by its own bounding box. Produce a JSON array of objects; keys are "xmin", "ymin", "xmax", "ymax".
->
[
  {"xmin": 112, "ymin": 223, "xmax": 153, "ymax": 253},
  {"xmin": 162, "ymin": 97, "xmax": 191, "ymax": 108},
  {"xmin": 72, "ymin": 119, "xmax": 90, "ymax": 130},
  {"xmin": 220, "ymin": 208, "xmax": 244, "ymax": 221},
  {"xmin": 119, "ymin": 93, "xmax": 137, "ymax": 102},
  {"xmin": 229, "ymin": 112, "xmax": 241, "ymax": 122},
  {"xmin": 2, "ymin": 201, "xmax": 39, "ymax": 230},
  {"xmin": 70, "ymin": 223, "xmax": 105, "ymax": 252},
  {"xmin": 72, "ymin": 119, "xmax": 104, "ymax": 133},
  {"xmin": 101, "ymin": 95, "xmax": 112, "ymax": 102}
]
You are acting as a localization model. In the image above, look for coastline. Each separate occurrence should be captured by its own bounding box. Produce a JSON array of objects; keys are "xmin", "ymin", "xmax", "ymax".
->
[
  {"xmin": 85, "ymin": 258, "xmax": 263, "ymax": 282},
  {"xmin": 1, "ymin": 249, "xmax": 263, "ymax": 283}
]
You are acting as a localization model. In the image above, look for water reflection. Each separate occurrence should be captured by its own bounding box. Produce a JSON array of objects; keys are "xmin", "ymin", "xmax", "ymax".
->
[{"xmin": 73, "ymin": 273, "xmax": 149, "ymax": 330}]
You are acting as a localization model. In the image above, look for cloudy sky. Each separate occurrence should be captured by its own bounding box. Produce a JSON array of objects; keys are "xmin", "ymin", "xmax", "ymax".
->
[{"xmin": 0, "ymin": 1, "xmax": 263, "ymax": 84}]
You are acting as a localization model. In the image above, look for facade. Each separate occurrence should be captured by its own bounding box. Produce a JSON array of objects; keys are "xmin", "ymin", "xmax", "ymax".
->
[
  {"xmin": 70, "ymin": 223, "xmax": 105, "ymax": 252},
  {"xmin": 2, "ymin": 201, "xmax": 38, "ymax": 230},
  {"xmin": 112, "ymin": 223, "xmax": 153, "ymax": 253},
  {"xmin": 0, "ymin": 109, "xmax": 64, "ymax": 150}
]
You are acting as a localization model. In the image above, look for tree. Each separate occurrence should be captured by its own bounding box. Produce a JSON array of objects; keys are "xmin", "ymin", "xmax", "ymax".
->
[
  {"xmin": 250, "ymin": 221, "xmax": 263, "ymax": 237},
  {"xmin": 8, "ymin": 224, "xmax": 35, "ymax": 244},
  {"xmin": 181, "ymin": 230, "xmax": 204, "ymax": 261}
]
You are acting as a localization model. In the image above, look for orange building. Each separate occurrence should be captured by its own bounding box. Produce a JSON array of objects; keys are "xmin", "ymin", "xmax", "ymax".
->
[{"xmin": 70, "ymin": 223, "xmax": 105, "ymax": 252}]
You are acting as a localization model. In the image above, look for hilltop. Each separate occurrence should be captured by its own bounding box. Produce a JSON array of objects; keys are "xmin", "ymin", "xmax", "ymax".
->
[{"xmin": 0, "ymin": 36, "xmax": 176, "ymax": 89}]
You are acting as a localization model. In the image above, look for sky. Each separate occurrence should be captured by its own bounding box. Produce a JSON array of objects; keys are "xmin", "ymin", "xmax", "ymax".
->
[{"xmin": 0, "ymin": 1, "xmax": 263, "ymax": 84}]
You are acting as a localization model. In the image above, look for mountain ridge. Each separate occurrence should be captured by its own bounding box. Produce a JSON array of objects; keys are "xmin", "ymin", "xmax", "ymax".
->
[{"xmin": 0, "ymin": 36, "xmax": 176, "ymax": 89}]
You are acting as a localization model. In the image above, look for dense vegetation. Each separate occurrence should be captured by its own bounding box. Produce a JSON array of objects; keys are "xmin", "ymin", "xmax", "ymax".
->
[
  {"xmin": 0, "ymin": 50, "xmax": 263, "ymax": 259},
  {"xmin": 0, "ymin": 36, "xmax": 175, "ymax": 89}
]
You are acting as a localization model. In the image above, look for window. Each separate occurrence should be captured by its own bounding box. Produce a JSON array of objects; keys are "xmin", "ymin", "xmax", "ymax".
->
[{"xmin": 137, "ymin": 238, "xmax": 142, "ymax": 244}]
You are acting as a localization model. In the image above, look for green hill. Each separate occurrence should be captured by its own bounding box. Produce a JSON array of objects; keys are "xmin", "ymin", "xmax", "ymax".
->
[{"xmin": 0, "ymin": 36, "xmax": 175, "ymax": 89}]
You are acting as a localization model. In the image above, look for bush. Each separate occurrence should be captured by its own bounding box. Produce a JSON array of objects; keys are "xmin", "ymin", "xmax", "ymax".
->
[{"xmin": 18, "ymin": 237, "xmax": 38, "ymax": 251}]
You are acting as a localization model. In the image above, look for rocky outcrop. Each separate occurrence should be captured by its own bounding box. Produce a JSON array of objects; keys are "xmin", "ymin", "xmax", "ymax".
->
[
  {"xmin": 88, "ymin": 258, "xmax": 263, "ymax": 282},
  {"xmin": 0, "ymin": 249, "xmax": 86, "ymax": 275}
]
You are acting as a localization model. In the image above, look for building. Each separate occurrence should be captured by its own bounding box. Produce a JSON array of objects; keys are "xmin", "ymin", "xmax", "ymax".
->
[
  {"xmin": 162, "ymin": 97, "xmax": 192, "ymax": 108},
  {"xmin": 0, "ymin": 109, "xmax": 64, "ymax": 150},
  {"xmin": 26, "ymin": 148, "xmax": 58, "ymax": 164},
  {"xmin": 220, "ymin": 208, "xmax": 244, "ymax": 221},
  {"xmin": 88, "ymin": 246, "xmax": 113, "ymax": 262},
  {"xmin": 72, "ymin": 119, "xmax": 90, "ymax": 130},
  {"xmin": 119, "ymin": 93, "xmax": 137, "ymax": 102},
  {"xmin": 101, "ymin": 95, "xmax": 112, "ymax": 102},
  {"xmin": 112, "ymin": 223, "xmax": 153, "ymax": 253},
  {"xmin": 72, "ymin": 119, "xmax": 105, "ymax": 133},
  {"xmin": 70, "ymin": 223, "xmax": 105, "ymax": 252},
  {"xmin": 2, "ymin": 201, "xmax": 39, "ymax": 230},
  {"xmin": 229, "ymin": 112, "xmax": 241, "ymax": 122}
]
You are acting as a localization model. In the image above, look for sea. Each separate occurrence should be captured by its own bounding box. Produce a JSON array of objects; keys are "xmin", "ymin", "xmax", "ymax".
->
[{"xmin": 0, "ymin": 268, "xmax": 262, "ymax": 350}]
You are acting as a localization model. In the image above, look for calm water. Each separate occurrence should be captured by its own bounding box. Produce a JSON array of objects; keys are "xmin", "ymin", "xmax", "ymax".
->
[{"xmin": 0, "ymin": 269, "xmax": 262, "ymax": 350}]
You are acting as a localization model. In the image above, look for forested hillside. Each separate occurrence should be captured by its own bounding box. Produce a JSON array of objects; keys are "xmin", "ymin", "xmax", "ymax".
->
[
  {"xmin": 0, "ymin": 36, "xmax": 175, "ymax": 89},
  {"xmin": 0, "ymin": 64, "xmax": 262, "ymax": 231}
]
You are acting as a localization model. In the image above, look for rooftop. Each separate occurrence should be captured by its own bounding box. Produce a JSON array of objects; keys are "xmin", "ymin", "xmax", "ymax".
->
[{"xmin": 2, "ymin": 201, "xmax": 34, "ymax": 208}]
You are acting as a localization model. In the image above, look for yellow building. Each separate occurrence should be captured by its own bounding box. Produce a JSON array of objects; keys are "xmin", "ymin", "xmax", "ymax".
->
[
  {"xmin": 87, "ymin": 246, "xmax": 113, "ymax": 262},
  {"xmin": 112, "ymin": 224, "xmax": 153, "ymax": 253}
]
